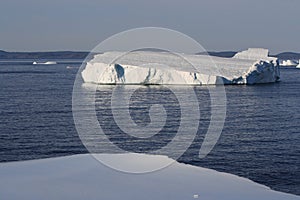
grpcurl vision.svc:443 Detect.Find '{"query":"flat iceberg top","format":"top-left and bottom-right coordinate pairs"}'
top-left (90, 50), bottom-right (271, 76)
top-left (0, 154), bottom-right (298, 200)
top-left (82, 49), bottom-right (279, 85)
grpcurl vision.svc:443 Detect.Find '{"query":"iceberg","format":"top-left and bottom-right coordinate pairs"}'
top-left (296, 60), bottom-right (300, 68)
top-left (280, 59), bottom-right (299, 67)
top-left (0, 154), bottom-right (298, 200)
top-left (81, 48), bottom-right (280, 85)
top-left (33, 61), bottom-right (57, 65)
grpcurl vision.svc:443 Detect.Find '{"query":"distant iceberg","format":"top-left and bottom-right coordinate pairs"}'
top-left (33, 61), bottom-right (57, 65)
top-left (280, 59), bottom-right (298, 67)
top-left (81, 48), bottom-right (280, 85)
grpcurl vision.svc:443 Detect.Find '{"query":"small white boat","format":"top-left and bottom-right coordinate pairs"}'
top-left (33, 61), bottom-right (57, 65)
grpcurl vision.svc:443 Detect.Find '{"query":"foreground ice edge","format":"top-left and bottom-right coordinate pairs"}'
top-left (81, 48), bottom-right (280, 85)
top-left (0, 153), bottom-right (298, 200)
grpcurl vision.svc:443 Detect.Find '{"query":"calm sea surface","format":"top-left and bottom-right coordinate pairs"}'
top-left (0, 60), bottom-right (299, 195)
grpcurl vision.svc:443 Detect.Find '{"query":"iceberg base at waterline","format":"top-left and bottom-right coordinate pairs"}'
top-left (81, 48), bottom-right (280, 85)
top-left (0, 153), bottom-right (298, 200)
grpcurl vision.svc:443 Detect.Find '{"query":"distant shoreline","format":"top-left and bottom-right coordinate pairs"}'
top-left (0, 50), bottom-right (89, 60)
top-left (1, 50), bottom-right (300, 60)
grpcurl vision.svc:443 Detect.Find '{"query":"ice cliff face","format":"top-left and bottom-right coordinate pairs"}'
top-left (82, 62), bottom-right (222, 85)
top-left (81, 48), bottom-right (280, 85)
top-left (230, 60), bottom-right (280, 84)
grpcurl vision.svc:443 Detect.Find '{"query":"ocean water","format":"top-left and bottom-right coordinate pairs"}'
top-left (0, 61), bottom-right (299, 195)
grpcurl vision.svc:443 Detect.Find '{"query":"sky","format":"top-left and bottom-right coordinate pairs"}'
top-left (0, 0), bottom-right (299, 54)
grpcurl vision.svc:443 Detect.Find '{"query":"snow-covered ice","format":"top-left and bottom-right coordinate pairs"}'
top-left (81, 48), bottom-right (280, 85)
top-left (0, 153), bottom-right (298, 200)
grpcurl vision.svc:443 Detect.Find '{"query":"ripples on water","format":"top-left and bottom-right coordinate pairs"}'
top-left (0, 62), bottom-right (299, 195)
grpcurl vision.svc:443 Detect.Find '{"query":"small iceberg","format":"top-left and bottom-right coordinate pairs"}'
top-left (66, 66), bottom-right (78, 69)
top-left (296, 60), bottom-right (300, 68)
top-left (33, 61), bottom-right (57, 65)
top-left (280, 59), bottom-right (299, 67)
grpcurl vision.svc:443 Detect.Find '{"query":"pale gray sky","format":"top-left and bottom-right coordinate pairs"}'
top-left (0, 0), bottom-right (299, 54)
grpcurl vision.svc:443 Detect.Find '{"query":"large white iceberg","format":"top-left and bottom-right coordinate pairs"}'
top-left (0, 153), bottom-right (299, 200)
top-left (81, 48), bottom-right (280, 85)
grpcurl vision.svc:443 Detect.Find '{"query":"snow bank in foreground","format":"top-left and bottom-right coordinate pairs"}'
top-left (0, 154), bottom-right (299, 200)
top-left (81, 48), bottom-right (280, 85)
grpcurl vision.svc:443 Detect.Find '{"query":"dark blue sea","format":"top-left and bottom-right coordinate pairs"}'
top-left (0, 60), bottom-right (299, 195)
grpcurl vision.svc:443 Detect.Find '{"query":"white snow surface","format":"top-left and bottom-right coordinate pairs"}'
top-left (81, 48), bottom-right (280, 85)
top-left (0, 154), bottom-right (298, 200)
